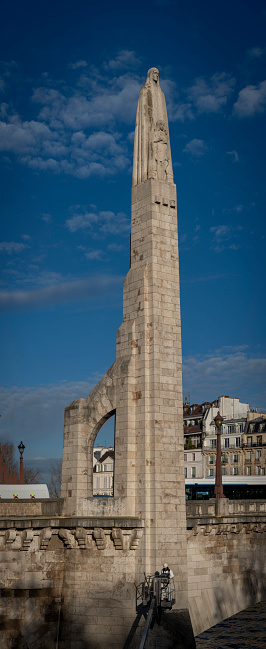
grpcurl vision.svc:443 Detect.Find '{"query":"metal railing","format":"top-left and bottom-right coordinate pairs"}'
top-left (203, 444), bottom-right (241, 451)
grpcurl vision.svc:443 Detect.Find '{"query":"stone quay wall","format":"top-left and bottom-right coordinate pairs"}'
top-left (0, 499), bottom-right (266, 647)
top-left (0, 509), bottom-right (144, 649)
top-left (186, 499), bottom-right (266, 636)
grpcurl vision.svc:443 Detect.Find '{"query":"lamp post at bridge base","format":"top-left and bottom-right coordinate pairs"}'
top-left (214, 412), bottom-right (225, 499)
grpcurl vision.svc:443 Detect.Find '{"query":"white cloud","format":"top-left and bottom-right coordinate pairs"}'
top-left (0, 241), bottom-right (29, 254)
top-left (0, 66), bottom-right (142, 178)
top-left (84, 250), bottom-right (104, 260)
top-left (69, 60), bottom-right (88, 70)
top-left (210, 225), bottom-right (231, 241)
top-left (247, 47), bottom-right (265, 59)
top-left (33, 73), bottom-right (141, 131)
top-left (78, 246), bottom-right (105, 260)
top-left (66, 209), bottom-right (130, 236)
top-left (0, 117), bottom-right (52, 153)
top-left (183, 139), bottom-right (208, 157)
top-left (1, 348), bottom-right (265, 459)
top-left (104, 50), bottom-right (141, 71)
top-left (227, 150), bottom-right (239, 163)
top-left (233, 80), bottom-right (266, 117)
top-left (66, 211), bottom-right (99, 232)
top-left (183, 348), bottom-right (266, 412)
top-left (108, 243), bottom-right (124, 252)
top-left (0, 275), bottom-right (122, 310)
top-left (0, 60), bottom-right (18, 93)
top-left (210, 224), bottom-right (243, 252)
top-left (188, 73), bottom-right (235, 114)
top-left (0, 378), bottom-right (102, 456)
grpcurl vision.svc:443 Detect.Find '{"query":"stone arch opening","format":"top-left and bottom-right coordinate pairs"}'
top-left (91, 410), bottom-right (116, 497)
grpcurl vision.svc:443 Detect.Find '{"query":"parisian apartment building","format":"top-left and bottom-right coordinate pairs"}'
top-left (183, 395), bottom-right (266, 479)
top-left (93, 396), bottom-right (266, 494)
top-left (93, 446), bottom-right (114, 496)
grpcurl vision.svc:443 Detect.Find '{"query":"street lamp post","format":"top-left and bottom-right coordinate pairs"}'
top-left (214, 412), bottom-right (225, 499)
top-left (18, 441), bottom-right (25, 485)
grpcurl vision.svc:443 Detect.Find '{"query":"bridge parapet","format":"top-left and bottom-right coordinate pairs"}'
top-left (186, 498), bottom-right (266, 520)
top-left (186, 498), bottom-right (266, 534)
top-left (186, 499), bottom-right (266, 637)
top-left (0, 512), bottom-right (144, 552)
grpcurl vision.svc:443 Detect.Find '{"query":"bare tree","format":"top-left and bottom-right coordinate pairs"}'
top-left (0, 441), bottom-right (42, 484)
top-left (48, 459), bottom-right (62, 497)
top-left (24, 466), bottom-right (43, 484)
top-left (0, 441), bottom-right (17, 474)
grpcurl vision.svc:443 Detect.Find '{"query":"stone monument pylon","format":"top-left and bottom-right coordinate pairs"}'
top-left (61, 67), bottom-right (188, 607)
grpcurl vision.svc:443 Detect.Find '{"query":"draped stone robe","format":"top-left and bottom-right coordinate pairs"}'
top-left (132, 68), bottom-right (174, 186)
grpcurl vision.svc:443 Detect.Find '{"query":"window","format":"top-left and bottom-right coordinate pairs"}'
top-left (262, 468), bottom-right (266, 476)
top-left (191, 467), bottom-right (196, 478)
top-left (246, 466), bottom-right (251, 476)
top-left (224, 438), bottom-right (230, 448)
top-left (184, 454), bottom-right (187, 461)
top-left (96, 477), bottom-right (100, 488)
top-left (209, 468), bottom-right (214, 477)
top-left (228, 425), bottom-right (235, 434)
top-left (104, 477), bottom-right (107, 488)
top-left (247, 451), bottom-right (252, 461)
top-left (184, 468), bottom-right (187, 478)
top-left (247, 436), bottom-right (252, 447)
top-left (209, 455), bottom-right (215, 464)
top-left (211, 439), bottom-right (217, 449)
top-left (192, 453), bottom-right (195, 461)
top-left (222, 467), bottom-right (227, 475)
top-left (233, 467), bottom-right (239, 475)
top-left (104, 464), bottom-right (108, 472)
top-left (236, 438), bottom-right (241, 447)
top-left (233, 454), bottom-right (239, 463)
top-left (257, 436), bottom-right (262, 446)
top-left (239, 423), bottom-right (244, 433)
top-left (255, 450), bottom-right (261, 461)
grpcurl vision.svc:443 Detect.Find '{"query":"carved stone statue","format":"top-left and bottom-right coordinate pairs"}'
top-left (132, 68), bottom-right (174, 186)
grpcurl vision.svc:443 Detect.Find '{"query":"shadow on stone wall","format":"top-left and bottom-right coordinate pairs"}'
top-left (123, 606), bottom-right (196, 649)
top-left (0, 585), bottom-right (196, 649)
top-left (205, 530), bottom-right (266, 633)
top-left (0, 588), bottom-right (61, 649)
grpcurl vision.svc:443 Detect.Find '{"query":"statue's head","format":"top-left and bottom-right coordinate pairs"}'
top-left (146, 68), bottom-right (159, 85)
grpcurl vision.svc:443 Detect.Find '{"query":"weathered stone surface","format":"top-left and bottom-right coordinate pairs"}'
top-left (132, 68), bottom-right (174, 186)
top-left (2, 67), bottom-right (265, 649)
top-left (60, 67), bottom-right (187, 610)
top-left (57, 65), bottom-right (188, 645)
top-left (0, 506), bottom-right (265, 647)
top-left (187, 521), bottom-right (266, 636)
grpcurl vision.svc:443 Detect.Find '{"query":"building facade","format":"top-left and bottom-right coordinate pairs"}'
top-left (93, 447), bottom-right (114, 496)
top-left (242, 416), bottom-right (266, 476)
top-left (184, 395), bottom-right (266, 479)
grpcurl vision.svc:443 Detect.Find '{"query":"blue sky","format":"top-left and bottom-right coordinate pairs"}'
top-left (0, 0), bottom-right (266, 468)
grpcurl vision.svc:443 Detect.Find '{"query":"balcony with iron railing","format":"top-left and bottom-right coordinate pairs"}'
top-left (203, 444), bottom-right (242, 451)
top-left (242, 442), bottom-right (266, 448)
